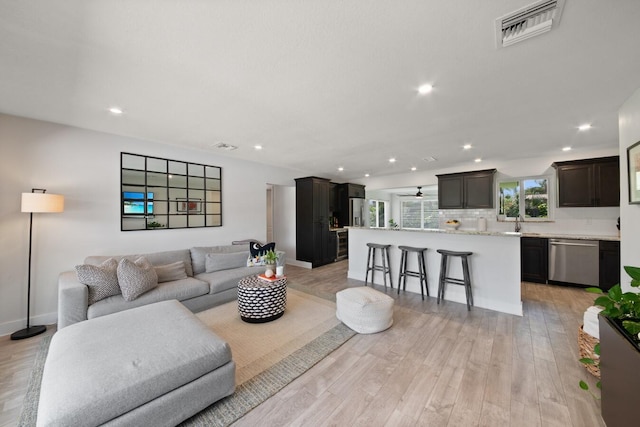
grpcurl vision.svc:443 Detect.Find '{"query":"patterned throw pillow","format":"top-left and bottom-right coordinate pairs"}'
top-left (117, 257), bottom-right (159, 301)
top-left (247, 241), bottom-right (276, 266)
top-left (75, 258), bottom-right (120, 305)
top-left (249, 241), bottom-right (275, 257)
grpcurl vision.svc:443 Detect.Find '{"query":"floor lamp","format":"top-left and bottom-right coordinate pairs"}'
top-left (11, 188), bottom-right (64, 340)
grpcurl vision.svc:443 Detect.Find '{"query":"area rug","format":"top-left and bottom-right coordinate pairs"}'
top-left (17, 288), bottom-right (356, 427)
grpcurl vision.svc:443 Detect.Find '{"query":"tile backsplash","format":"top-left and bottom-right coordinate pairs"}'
top-left (438, 207), bottom-right (619, 237)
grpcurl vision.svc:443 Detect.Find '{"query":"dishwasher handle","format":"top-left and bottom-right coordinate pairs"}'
top-left (549, 241), bottom-right (599, 248)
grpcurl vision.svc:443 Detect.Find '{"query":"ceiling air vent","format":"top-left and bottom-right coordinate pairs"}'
top-left (213, 142), bottom-right (238, 151)
top-left (495, 0), bottom-right (565, 48)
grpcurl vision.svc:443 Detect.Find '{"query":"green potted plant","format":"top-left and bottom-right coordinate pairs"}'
top-left (587, 265), bottom-right (640, 341)
top-left (263, 249), bottom-right (278, 273)
top-left (580, 266), bottom-right (640, 425)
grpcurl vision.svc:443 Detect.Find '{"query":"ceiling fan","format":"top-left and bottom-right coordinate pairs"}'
top-left (396, 186), bottom-right (424, 198)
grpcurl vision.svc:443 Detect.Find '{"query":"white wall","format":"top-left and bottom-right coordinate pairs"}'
top-left (0, 114), bottom-right (300, 335)
top-left (619, 87), bottom-right (640, 292)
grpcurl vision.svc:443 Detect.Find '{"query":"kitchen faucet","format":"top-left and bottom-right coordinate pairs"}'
top-left (514, 215), bottom-right (522, 232)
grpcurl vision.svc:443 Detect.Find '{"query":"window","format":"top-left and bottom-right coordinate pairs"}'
top-left (401, 197), bottom-right (439, 229)
top-left (498, 176), bottom-right (551, 220)
top-left (368, 200), bottom-right (387, 228)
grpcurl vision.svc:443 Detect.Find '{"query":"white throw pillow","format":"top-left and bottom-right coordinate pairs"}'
top-left (75, 258), bottom-right (120, 305)
top-left (117, 257), bottom-right (158, 301)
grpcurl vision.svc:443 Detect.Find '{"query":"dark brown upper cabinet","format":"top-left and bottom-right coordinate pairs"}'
top-left (437, 169), bottom-right (496, 209)
top-left (552, 156), bottom-right (619, 207)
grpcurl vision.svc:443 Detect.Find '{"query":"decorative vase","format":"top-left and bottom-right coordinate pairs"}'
top-left (264, 264), bottom-right (276, 276)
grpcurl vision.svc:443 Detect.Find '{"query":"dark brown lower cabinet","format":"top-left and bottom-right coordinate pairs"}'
top-left (599, 240), bottom-right (620, 291)
top-left (521, 237), bottom-right (548, 283)
top-left (600, 315), bottom-right (640, 427)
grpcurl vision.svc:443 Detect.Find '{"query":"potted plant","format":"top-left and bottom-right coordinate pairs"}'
top-left (587, 266), bottom-right (640, 344)
top-left (580, 266), bottom-right (640, 426)
top-left (263, 249), bottom-right (278, 276)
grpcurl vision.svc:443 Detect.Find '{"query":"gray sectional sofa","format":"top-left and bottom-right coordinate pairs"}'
top-left (58, 244), bottom-right (285, 329)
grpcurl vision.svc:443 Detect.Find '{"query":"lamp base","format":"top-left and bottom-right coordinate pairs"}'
top-left (10, 325), bottom-right (46, 340)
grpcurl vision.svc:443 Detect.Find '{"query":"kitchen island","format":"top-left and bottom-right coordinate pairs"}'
top-left (347, 227), bottom-right (523, 316)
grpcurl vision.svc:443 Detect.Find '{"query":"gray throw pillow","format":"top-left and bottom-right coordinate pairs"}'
top-left (154, 261), bottom-right (188, 283)
top-left (75, 258), bottom-right (120, 305)
top-left (205, 251), bottom-right (250, 273)
top-left (117, 257), bottom-right (158, 301)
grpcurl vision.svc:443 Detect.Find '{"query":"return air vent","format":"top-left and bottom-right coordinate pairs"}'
top-left (496, 0), bottom-right (565, 48)
top-left (213, 142), bottom-right (238, 151)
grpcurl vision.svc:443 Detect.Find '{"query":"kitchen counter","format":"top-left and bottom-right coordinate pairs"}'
top-left (345, 227), bottom-right (620, 241)
top-left (347, 227), bottom-right (523, 316)
top-left (346, 226), bottom-right (520, 238)
top-left (521, 232), bottom-right (620, 241)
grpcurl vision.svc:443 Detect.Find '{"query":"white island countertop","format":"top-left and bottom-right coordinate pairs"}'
top-left (347, 227), bottom-right (523, 316)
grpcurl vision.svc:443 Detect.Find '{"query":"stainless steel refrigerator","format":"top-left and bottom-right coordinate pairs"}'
top-left (349, 198), bottom-right (365, 226)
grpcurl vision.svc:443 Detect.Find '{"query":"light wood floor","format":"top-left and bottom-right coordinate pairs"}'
top-left (0, 260), bottom-right (604, 427)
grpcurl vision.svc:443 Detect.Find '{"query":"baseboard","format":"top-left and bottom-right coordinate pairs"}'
top-left (286, 260), bottom-right (312, 269)
top-left (0, 312), bottom-right (57, 337)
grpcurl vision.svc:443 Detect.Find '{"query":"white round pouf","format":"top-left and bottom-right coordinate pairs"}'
top-left (336, 286), bottom-right (394, 334)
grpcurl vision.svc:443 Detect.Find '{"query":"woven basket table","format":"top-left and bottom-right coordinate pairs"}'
top-left (237, 275), bottom-right (287, 323)
top-left (578, 325), bottom-right (600, 378)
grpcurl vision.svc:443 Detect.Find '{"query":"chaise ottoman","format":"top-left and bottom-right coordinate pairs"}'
top-left (336, 286), bottom-right (394, 334)
top-left (37, 300), bottom-right (235, 427)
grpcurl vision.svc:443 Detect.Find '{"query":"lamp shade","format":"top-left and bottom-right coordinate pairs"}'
top-left (21, 193), bottom-right (64, 213)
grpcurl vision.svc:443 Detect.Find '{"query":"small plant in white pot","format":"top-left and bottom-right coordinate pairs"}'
top-left (263, 250), bottom-right (279, 277)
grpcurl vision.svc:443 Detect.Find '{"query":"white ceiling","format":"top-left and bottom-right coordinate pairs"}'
top-left (2, 1), bottom-right (640, 182)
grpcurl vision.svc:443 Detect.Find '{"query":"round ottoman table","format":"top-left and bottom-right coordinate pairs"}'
top-left (237, 275), bottom-right (287, 323)
top-left (336, 286), bottom-right (394, 334)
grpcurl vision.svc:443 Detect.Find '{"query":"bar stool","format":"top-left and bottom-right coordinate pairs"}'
top-left (397, 246), bottom-right (429, 300)
top-left (436, 249), bottom-right (474, 310)
top-left (365, 243), bottom-right (393, 289)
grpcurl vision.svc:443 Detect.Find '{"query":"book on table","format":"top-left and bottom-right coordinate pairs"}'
top-left (257, 273), bottom-right (285, 282)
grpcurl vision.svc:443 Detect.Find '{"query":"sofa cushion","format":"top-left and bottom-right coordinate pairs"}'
top-left (85, 249), bottom-right (194, 277)
top-left (155, 261), bottom-right (188, 283)
top-left (117, 257), bottom-right (158, 301)
top-left (190, 245), bottom-right (249, 275)
top-left (88, 277), bottom-right (209, 319)
top-left (205, 251), bottom-right (249, 273)
top-left (196, 266), bottom-right (259, 295)
top-left (75, 258), bottom-right (120, 305)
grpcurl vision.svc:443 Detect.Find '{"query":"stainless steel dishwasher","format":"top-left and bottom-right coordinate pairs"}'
top-left (548, 238), bottom-right (599, 286)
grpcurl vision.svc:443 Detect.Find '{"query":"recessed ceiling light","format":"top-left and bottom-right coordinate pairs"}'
top-left (365, 173), bottom-right (370, 177)
top-left (578, 123), bottom-right (592, 131)
top-left (338, 167), bottom-right (344, 172)
top-left (254, 145), bottom-right (263, 150)
top-left (109, 107), bottom-right (123, 115)
top-left (562, 146), bottom-right (572, 152)
top-left (389, 158), bottom-right (396, 163)
top-left (463, 144), bottom-right (472, 150)
top-left (474, 158), bottom-right (482, 163)
top-left (411, 166), bottom-right (417, 171)
top-left (418, 84), bottom-right (433, 95)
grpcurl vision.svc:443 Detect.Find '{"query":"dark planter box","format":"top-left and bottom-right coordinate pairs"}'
top-left (600, 315), bottom-right (640, 427)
